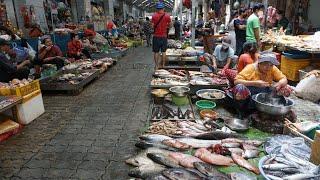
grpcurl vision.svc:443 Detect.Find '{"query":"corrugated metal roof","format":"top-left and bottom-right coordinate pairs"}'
top-left (132, 0), bottom-right (174, 10)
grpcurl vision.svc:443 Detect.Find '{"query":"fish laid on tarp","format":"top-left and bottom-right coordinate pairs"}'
top-left (242, 149), bottom-right (260, 159)
top-left (177, 138), bottom-right (221, 148)
top-left (283, 173), bottom-right (320, 180)
top-left (135, 141), bottom-right (178, 151)
top-left (222, 138), bottom-right (245, 144)
top-left (193, 162), bottom-right (230, 179)
top-left (146, 174), bottom-right (169, 180)
top-left (243, 140), bottom-right (264, 147)
top-left (147, 153), bottom-right (181, 168)
top-left (222, 142), bottom-right (240, 148)
top-left (169, 152), bottom-right (203, 168)
top-left (193, 131), bottom-right (243, 140)
top-left (241, 143), bottom-right (258, 150)
top-left (195, 148), bottom-right (234, 166)
top-left (129, 164), bottom-right (166, 179)
top-left (229, 172), bottom-right (257, 180)
top-left (140, 134), bottom-right (173, 143)
top-left (162, 139), bottom-right (191, 150)
top-left (228, 148), bottom-right (244, 156)
top-left (126, 148), bottom-right (171, 167)
top-left (231, 153), bottom-right (260, 174)
top-left (162, 168), bottom-right (202, 180)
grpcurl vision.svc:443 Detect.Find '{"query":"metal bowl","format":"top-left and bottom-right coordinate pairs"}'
top-left (169, 86), bottom-right (190, 97)
top-left (252, 93), bottom-right (294, 115)
top-left (224, 118), bottom-right (249, 132)
top-left (196, 89), bottom-right (226, 101)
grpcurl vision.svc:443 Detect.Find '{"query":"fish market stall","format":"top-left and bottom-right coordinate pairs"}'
top-left (189, 71), bottom-right (229, 94)
top-left (151, 70), bottom-right (190, 89)
top-left (40, 69), bottom-right (100, 95)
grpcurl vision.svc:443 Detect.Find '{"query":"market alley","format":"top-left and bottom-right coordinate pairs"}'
top-left (0, 47), bottom-right (153, 179)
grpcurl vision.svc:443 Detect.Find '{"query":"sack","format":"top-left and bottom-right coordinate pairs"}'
top-left (295, 75), bottom-right (320, 102)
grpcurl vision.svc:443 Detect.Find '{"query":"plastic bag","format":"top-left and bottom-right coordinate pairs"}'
top-left (12, 43), bottom-right (28, 63)
top-left (295, 75), bottom-right (320, 102)
top-left (26, 43), bottom-right (36, 60)
top-left (264, 135), bottom-right (311, 160)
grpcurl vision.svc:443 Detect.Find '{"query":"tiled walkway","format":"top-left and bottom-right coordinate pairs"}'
top-left (0, 47), bottom-right (153, 179)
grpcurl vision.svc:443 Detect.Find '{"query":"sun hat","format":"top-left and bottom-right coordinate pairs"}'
top-left (156, 2), bottom-right (165, 9)
top-left (258, 53), bottom-right (279, 66)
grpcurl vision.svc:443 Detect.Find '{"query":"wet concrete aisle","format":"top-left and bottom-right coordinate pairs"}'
top-left (0, 47), bottom-right (154, 179)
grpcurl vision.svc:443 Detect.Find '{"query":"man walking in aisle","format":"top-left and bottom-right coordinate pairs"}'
top-left (246, 3), bottom-right (264, 48)
top-left (151, 2), bottom-right (171, 70)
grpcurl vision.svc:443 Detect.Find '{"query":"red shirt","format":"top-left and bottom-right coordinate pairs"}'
top-left (67, 40), bottom-right (83, 56)
top-left (152, 12), bottom-right (171, 38)
top-left (237, 53), bottom-right (259, 72)
top-left (106, 22), bottom-right (114, 31)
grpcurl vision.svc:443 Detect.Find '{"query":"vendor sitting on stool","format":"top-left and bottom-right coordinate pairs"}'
top-left (227, 53), bottom-right (291, 117)
top-left (0, 38), bottom-right (30, 82)
top-left (34, 36), bottom-right (65, 78)
top-left (213, 37), bottom-right (238, 70)
top-left (234, 53), bottom-right (288, 96)
top-left (67, 32), bottom-right (91, 60)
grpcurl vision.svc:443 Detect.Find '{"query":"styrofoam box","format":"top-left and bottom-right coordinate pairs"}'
top-left (16, 93), bottom-right (45, 125)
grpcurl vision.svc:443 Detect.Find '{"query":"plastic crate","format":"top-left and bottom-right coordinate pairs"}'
top-left (283, 50), bottom-right (310, 59)
top-left (280, 55), bottom-right (311, 81)
top-left (0, 80), bottom-right (40, 97)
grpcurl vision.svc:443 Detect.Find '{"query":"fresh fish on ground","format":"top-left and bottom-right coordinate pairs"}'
top-left (228, 148), bottom-right (244, 156)
top-left (274, 156), bottom-right (299, 167)
top-left (264, 170), bottom-right (286, 178)
top-left (135, 141), bottom-right (178, 151)
top-left (169, 152), bottom-right (203, 168)
top-left (128, 164), bottom-right (166, 179)
top-left (262, 163), bottom-right (295, 170)
top-left (146, 174), bottom-right (170, 180)
top-left (222, 138), bottom-right (245, 144)
top-left (243, 140), bottom-right (264, 147)
top-left (195, 148), bottom-right (234, 166)
top-left (283, 173), bottom-right (320, 180)
top-left (147, 153), bottom-right (181, 168)
top-left (184, 121), bottom-right (208, 131)
top-left (222, 143), bottom-right (240, 148)
top-left (162, 139), bottom-right (191, 150)
top-left (177, 138), bottom-right (221, 148)
top-left (229, 172), bottom-right (257, 180)
top-left (140, 134), bottom-right (173, 143)
top-left (126, 148), bottom-right (171, 167)
top-left (193, 161), bottom-right (230, 179)
top-left (193, 132), bottom-right (243, 140)
top-left (242, 149), bottom-right (260, 159)
top-left (231, 153), bottom-right (260, 174)
top-left (266, 174), bottom-right (283, 180)
top-left (241, 143), bottom-right (258, 150)
top-left (162, 168), bottom-right (202, 180)
top-left (152, 107), bottom-right (160, 119)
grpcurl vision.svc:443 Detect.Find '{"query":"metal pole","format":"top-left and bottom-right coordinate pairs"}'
top-left (263, 0), bottom-right (268, 33)
top-left (179, 0), bottom-right (183, 37)
top-left (50, 1), bottom-right (56, 43)
top-left (191, 0), bottom-right (196, 47)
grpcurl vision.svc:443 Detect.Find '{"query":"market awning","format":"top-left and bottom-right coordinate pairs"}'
top-left (132, 0), bottom-right (175, 11)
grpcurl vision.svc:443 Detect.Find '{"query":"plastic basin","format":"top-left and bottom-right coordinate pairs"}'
top-left (196, 100), bottom-right (216, 110)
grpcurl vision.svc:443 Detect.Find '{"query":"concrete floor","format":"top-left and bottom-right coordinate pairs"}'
top-left (0, 47), bottom-right (154, 179)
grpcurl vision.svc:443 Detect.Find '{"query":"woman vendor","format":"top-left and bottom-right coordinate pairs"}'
top-left (67, 33), bottom-right (91, 60)
top-left (0, 38), bottom-right (30, 82)
top-left (82, 28), bottom-right (98, 54)
top-left (34, 36), bottom-right (65, 78)
top-left (202, 11), bottom-right (216, 54)
top-left (234, 53), bottom-right (288, 96)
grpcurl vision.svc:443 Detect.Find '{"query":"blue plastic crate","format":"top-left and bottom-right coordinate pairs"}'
top-left (283, 50), bottom-right (310, 59)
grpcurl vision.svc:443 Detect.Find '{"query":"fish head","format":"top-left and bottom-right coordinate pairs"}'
top-left (162, 168), bottom-right (187, 179)
top-left (147, 153), bottom-right (164, 162)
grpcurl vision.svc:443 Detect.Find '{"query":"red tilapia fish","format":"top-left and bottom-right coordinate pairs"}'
top-left (162, 139), bottom-right (191, 150)
top-left (169, 152), bottom-right (203, 168)
top-left (195, 148), bottom-right (234, 166)
top-left (231, 153), bottom-right (260, 174)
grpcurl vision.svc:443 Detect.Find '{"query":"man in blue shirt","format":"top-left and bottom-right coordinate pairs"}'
top-left (0, 38), bottom-right (30, 82)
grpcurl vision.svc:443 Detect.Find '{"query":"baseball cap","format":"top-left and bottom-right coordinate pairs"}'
top-left (222, 37), bottom-right (232, 48)
top-left (0, 38), bottom-right (10, 46)
top-left (156, 2), bottom-right (164, 9)
top-left (258, 53), bottom-right (279, 66)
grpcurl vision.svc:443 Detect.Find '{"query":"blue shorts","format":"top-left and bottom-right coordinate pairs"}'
top-left (152, 37), bottom-right (168, 53)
